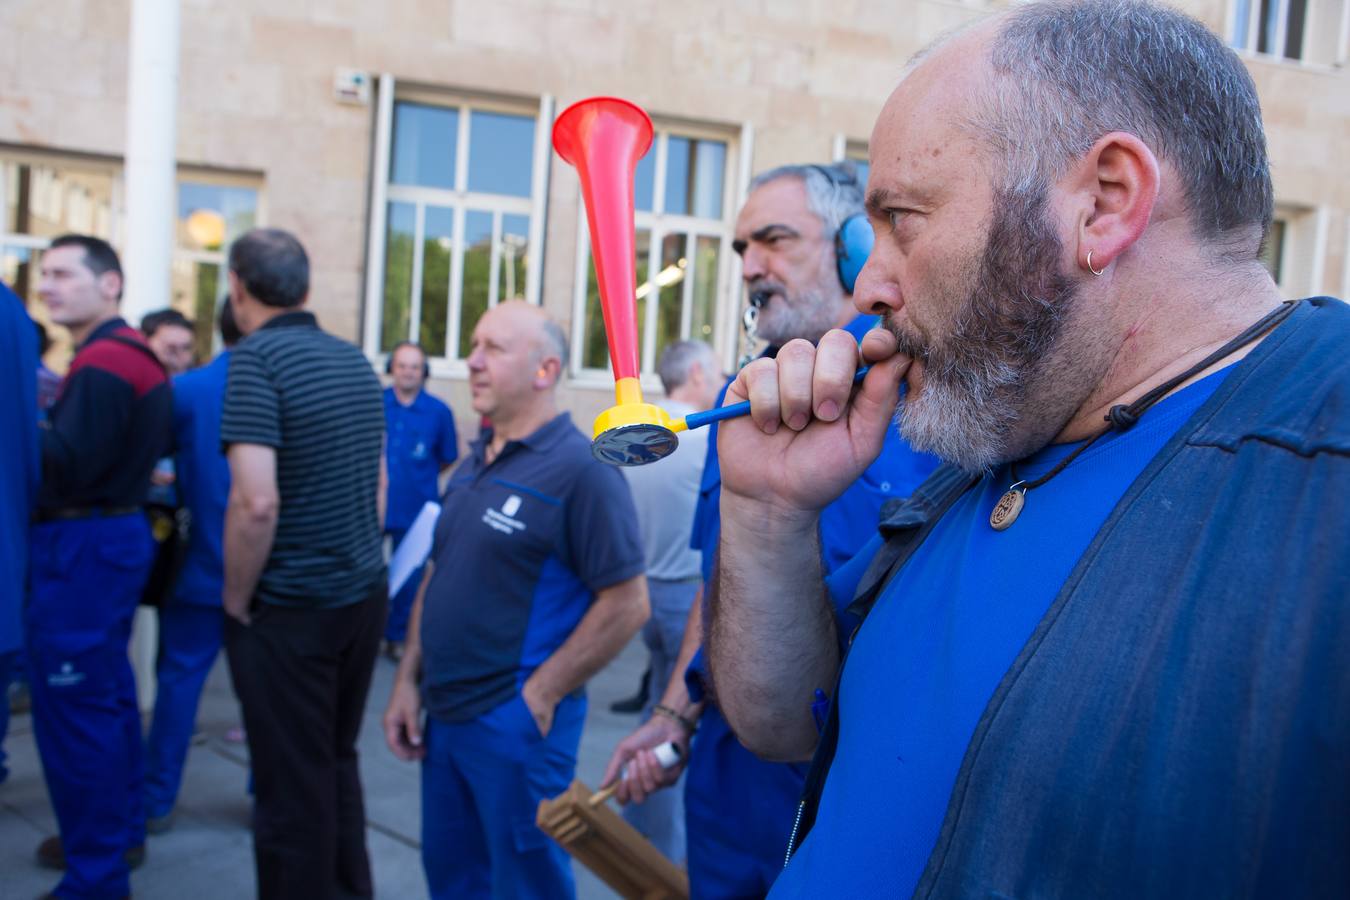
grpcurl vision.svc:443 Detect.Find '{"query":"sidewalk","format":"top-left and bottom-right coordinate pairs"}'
top-left (0, 637), bottom-right (651, 899)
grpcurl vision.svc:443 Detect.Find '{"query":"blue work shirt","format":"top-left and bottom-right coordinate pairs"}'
top-left (384, 387), bottom-right (458, 532)
top-left (419, 412), bottom-right (645, 724)
top-left (687, 315), bottom-right (941, 694)
top-left (772, 367), bottom-right (1232, 899)
top-left (0, 285), bottom-right (39, 654)
top-left (170, 352), bottom-right (232, 606)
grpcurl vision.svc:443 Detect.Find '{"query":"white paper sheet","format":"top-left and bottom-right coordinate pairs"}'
top-left (388, 501), bottom-right (441, 596)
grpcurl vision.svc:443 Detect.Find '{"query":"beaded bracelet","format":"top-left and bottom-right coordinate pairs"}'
top-left (651, 703), bottom-right (698, 734)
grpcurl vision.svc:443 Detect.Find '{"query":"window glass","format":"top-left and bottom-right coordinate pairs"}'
top-left (664, 137), bottom-right (692, 216)
top-left (1259, 218), bottom-right (1286, 284)
top-left (691, 236), bottom-right (720, 341)
top-left (4, 161), bottom-right (116, 238)
top-left (421, 207), bottom-right (454, 357)
top-left (391, 102), bottom-right (458, 190)
top-left (382, 202), bottom-right (416, 352)
top-left (177, 182), bottom-right (257, 250)
top-left (654, 233), bottom-right (686, 352)
top-left (467, 111), bottom-right (535, 197)
top-left (691, 140), bottom-right (726, 219)
top-left (499, 214), bottom-right (530, 303)
top-left (634, 147), bottom-right (655, 213)
top-left (458, 210), bottom-right (494, 358)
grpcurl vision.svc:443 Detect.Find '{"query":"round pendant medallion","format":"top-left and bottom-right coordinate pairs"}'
top-left (989, 488), bottom-right (1025, 531)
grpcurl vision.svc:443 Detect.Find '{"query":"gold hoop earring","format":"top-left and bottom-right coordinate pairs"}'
top-left (1086, 250), bottom-right (1105, 277)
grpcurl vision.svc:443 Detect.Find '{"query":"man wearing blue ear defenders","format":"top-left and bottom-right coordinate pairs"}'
top-left (602, 163), bottom-right (940, 898)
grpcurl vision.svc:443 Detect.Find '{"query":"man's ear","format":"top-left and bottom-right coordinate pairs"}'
top-left (534, 356), bottom-right (562, 389)
top-left (100, 270), bottom-right (124, 303)
top-left (1068, 131), bottom-right (1160, 275)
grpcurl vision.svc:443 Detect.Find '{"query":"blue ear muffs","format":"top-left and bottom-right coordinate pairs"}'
top-left (834, 213), bottom-right (874, 295)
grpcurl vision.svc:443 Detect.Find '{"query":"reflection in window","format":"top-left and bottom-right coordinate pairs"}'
top-left (459, 211), bottom-right (493, 359)
top-left (382, 202), bottom-right (415, 353)
top-left (421, 207), bottom-right (454, 356)
top-left (467, 111), bottom-right (535, 198)
top-left (391, 103), bottom-right (458, 189)
top-left (380, 97), bottom-right (539, 360)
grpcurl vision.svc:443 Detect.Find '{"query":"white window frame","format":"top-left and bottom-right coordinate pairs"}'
top-left (1264, 203), bottom-right (1330, 297)
top-left (1227, 0), bottom-right (1350, 66)
top-left (568, 120), bottom-right (743, 388)
top-left (362, 77), bottom-right (552, 377)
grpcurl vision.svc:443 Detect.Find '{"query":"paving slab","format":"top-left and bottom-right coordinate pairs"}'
top-left (0, 635), bottom-right (654, 899)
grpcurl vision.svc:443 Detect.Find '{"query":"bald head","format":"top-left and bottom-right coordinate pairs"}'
top-left (466, 301), bottom-right (569, 424)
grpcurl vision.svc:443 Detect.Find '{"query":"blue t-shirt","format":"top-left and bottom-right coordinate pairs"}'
top-left (771, 367), bottom-right (1232, 899)
top-left (686, 315), bottom-right (941, 695)
top-left (170, 351), bottom-right (232, 606)
top-left (419, 412), bottom-right (645, 723)
top-left (384, 387), bottom-right (458, 532)
top-left (0, 286), bottom-right (39, 654)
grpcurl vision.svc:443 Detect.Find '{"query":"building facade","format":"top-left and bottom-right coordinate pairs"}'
top-left (4, 0), bottom-right (1348, 436)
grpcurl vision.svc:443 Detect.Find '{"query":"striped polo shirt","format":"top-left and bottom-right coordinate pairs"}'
top-left (220, 310), bottom-right (386, 608)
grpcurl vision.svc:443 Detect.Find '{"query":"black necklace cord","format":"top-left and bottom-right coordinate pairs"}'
top-left (1012, 300), bottom-right (1297, 491)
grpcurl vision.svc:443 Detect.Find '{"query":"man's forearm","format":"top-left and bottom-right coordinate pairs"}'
top-left (707, 495), bottom-right (837, 761)
top-left (529, 576), bottom-right (649, 705)
top-left (222, 497), bottom-right (277, 612)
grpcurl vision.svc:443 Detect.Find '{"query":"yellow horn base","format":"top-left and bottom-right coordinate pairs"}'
top-left (593, 377), bottom-right (678, 439)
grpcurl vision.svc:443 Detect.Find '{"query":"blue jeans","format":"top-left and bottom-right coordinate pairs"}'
top-left (421, 691), bottom-right (586, 899)
top-left (28, 514), bottom-right (153, 900)
top-left (622, 578), bottom-right (699, 864)
top-left (143, 602), bottom-right (223, 819)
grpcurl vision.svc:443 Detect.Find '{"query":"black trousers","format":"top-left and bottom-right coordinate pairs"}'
top-left (225, 583), bottom-right (386, 900)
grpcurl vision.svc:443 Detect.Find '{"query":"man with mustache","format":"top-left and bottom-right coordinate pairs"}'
top-left (708, 1), bottom-right (1350, 897)
top-left (603, 163), bottom-right (937, 897)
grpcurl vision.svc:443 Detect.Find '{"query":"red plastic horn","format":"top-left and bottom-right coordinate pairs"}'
top-left (553, 97), bottom-right (652, 384)
top-left (555, 97), bottom-right (681, 466)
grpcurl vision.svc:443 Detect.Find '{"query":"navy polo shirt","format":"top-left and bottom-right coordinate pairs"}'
top-left (419, 412), bottom-right (645, 723)
top-left (383, 387), bottom-right (458, 532)
top-left (170, 351), bottom-right (232, 606)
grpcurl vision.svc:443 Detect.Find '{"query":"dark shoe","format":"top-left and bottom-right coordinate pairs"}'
top-left (36, 835), bottom-right (145, 871)
top-left (609, 666), bottom-right (652, 714)
top-left (146, 811), bottom-right (174, 835)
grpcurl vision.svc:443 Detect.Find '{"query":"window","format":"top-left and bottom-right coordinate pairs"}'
top-left (366, 89), bottom-right (549, 365)
top-left (173, 176), bottom-right (260, 357)
top-left (1260, 205), bottom-right (1328, 297)
top-left (839, 139), bottom-right (870, 188)
top-left (1, 153), bottom-right (120, 368)
top-left (1229, 0), bottom-right (1349, 65)
top-left (571, 125), bottom-right (736, 378)
top-left (1, 151), bottom-right (262, 365)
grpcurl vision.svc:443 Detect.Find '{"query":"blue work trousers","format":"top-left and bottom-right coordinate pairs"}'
top-left (421, 691), bottom-right (586, 900)
top-left (622, 577), bottom-right (699, 864)
top-left (684, 703), bottom-right (808, 900)
top-left (0, 648), bottom-right (16, 785)
top-left (27, 514), bottom-right (153, 900)
top-left (384, 527), bottom-right (424, 643)
top-left (143, 601), bottom-right (223, 819)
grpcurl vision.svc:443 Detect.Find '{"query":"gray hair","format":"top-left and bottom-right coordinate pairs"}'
top-left (656, 339), bottom-right (717, 394)
top-left (537, 316), bottom-right (570, 372)
top-left (748, 162), bottom-right (865, 236)
top-left (973, 0), bottom-right (1273, 252)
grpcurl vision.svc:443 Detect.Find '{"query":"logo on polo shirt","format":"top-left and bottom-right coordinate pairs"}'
top-left (483, 494), bottom-right (527, 535)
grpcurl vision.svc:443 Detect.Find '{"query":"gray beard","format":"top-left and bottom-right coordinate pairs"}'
top-left (888, 180), bottom-right (1106, 474)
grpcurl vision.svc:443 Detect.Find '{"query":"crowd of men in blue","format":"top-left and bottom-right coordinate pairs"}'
top-left (3, 2), bottom-right (1349, 899)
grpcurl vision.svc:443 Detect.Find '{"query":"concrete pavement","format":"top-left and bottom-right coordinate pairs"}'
top-left (0, 636), bottom-right (654, 899)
